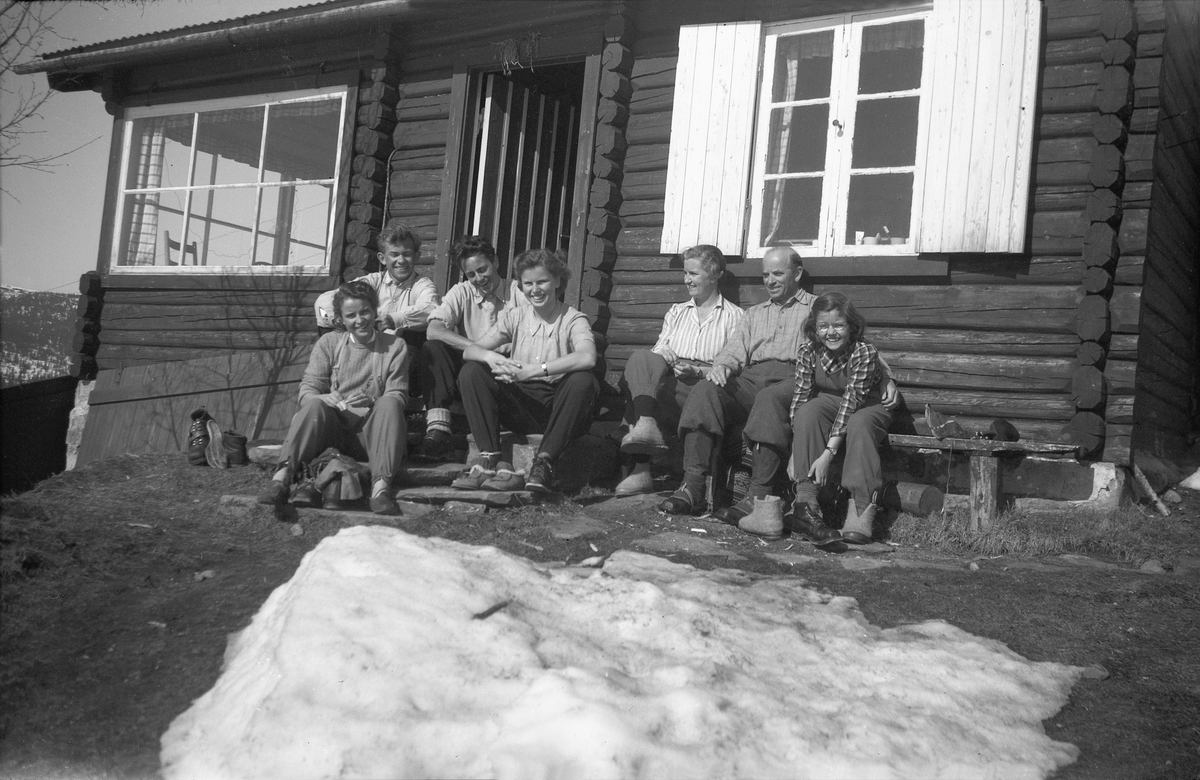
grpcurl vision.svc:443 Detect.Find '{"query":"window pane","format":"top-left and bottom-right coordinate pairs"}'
top-left (844, 172), bottom-right (913, 245)
top-left (255, 188), bottom-right (280, 265)
top-left (851, 97), bottom-right (919, 169)
top-left (116, 191), bottom-right (185, 266)
top-left (773, 31), bottom-right (835, 102)
top-left (858, 20), bottom-right (924, 94)
top-left (125, 115), bottom-right (194, 190)
top-left (761, 177), bottom-right (823, 246)
top-left (285, 184), bottom-right (333, 265)
top-left (194, 106), bottom-right (265, 185)
top-left (188, 187), bottom-right (257, 266)
top-left (766, 104), bottom-right (829, 174)
top-left (263, 99), bottom-right (341, 181)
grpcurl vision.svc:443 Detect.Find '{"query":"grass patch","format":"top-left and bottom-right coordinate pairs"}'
top-left (887, 502), bottom-right (1196, 567)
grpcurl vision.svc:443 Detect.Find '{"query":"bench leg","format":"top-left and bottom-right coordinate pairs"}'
top-left (969, 454), bottom-right (1000, 533)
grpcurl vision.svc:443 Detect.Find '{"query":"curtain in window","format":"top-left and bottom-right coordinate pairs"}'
top-left (862, 21), bottom-right (924, 53)
top-left (124, 119), bottom-right (167, 266)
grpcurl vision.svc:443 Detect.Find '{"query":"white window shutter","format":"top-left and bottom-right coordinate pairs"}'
top-left (660, 21), bottom-right (763, 256)
top-left (916, 0), bottom-right (1042, 253)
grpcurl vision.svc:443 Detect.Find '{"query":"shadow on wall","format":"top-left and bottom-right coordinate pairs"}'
top-left (1, 376), bottom-right (79, 494)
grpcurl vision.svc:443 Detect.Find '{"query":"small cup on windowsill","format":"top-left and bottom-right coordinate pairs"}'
top-left (862, 236), bottom-right (881, 246)
top-left (887, 237), bottom-right (907, 245)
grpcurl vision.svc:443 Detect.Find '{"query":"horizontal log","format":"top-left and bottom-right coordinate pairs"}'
top-left (1034, 183), bottom-right (1093, 212)
top-left (900, 389), bottom-right (1075, 421)
top-left (1105, 394), bottom-right (1135, 425)
top-left (1033, 161), bottom-right (1092, 187)
top-left (623, 142), bottom-right (669, 173)
top-left (1085, 188), bottom-right (1122, 224)
top-left (1063, 411), bottom-right (1105, 456)
top-left (352, 154), bottom-right (387, 182)
top-left (1101, 425), bottom-right (1131, 465)
top-left (97, 329), bottom-right (318, 350)
top-left (1077, 340), bottom-right (1106, 368)
top-left (1118, 207), bottom-right (1149, 253)
top-left (389, 170), bottom-right (447, 198)
top-left (1037, 135), bottom-right (1099, 164)
top-left (1108, 334), bottom-right (1138, 361)
top-left (1100, 39), bottom-right (1136, 68)
top-left (1039, 85), bottom-right (1097, 115)
top-left (596, 98), bottom-right (630, 128)
top-left (1043, 62), bottom-right (1106, 90)
top-left (1122, 180), bottom-right (1153, 209)
top-left (345, 220), bottom-right (379, 248)
top-left (397, 78), bottom-right (453, 100)
top-left (74, 317), bottom-right (100, 335)
top-left (1088, 143), bottom-right (1125, 189)
top-left (1044, 36), bottom-right (1104, 65)
top-left (1045, 2), bottom-right (1102, 41)
top-left (348, 202), bottom-right (383, 226)
top-left (1092, 113), bottom-right (1128, 146)
top-left (618, 199), bottom-right (664, 227)
top-left (950, 255), bottom-right (1089, 286)
top-left (1039, 111), bottom-right (1099, 139)
top-left (393, 118), bottom-right (449, 150)
top-left (79, 271), bottom-right (102, 297)
top-left (887, 352), bottom-right (1074, 393)
top-left (356, 102), bottom-right (396, 134)
top-left (1125, 134), bottom-right (1155, 182)
top-left (1082, 222), bottom-right (1119, 268)
top-left (99, 289), bottom-right (324, 307)
top-left (358, 82), bottom-right (399, 107)
top-left (625, 110), bottom-right (672, 145)
top-left (630, 56), bottom-right (676, 89)
top-left (1095, 66), bottom-right (1134, 117)
top-left (72, 330), bottom-right (99, 355)
top-left (388, 194), bottom-right (442, 215)
top-left (70, 353), bottom-right (98, 380)
top-left (1129, 106), bottom-right (1159, 134)
top-left (1103, 358), bottom-right (1137, 395)
top-left (628, 84), bottom-right (674, 114)
top-left (395, 94), bottom-right (451, 122)
top-left (78, 294), bottom-right (102, 318)
top-left (351, 175), bottom-right (385, 208)
top-left (102, 302), bottom-right (315, 322)
top-left (388, 147), bottom-right (446, 171)
top-left (1099, 0), bottom-right (1137, 43)
top-left (602, 42), bottom-right (634, 74)
top-left (1082, 266), bottom-right (1114, 295)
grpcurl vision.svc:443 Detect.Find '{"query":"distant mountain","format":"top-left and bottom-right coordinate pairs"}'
top-left (1, 287), bottom-right (77, 388)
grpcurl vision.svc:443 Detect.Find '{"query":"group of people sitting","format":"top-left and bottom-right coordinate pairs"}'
top-left (257, 222), bottom-right (900, 548)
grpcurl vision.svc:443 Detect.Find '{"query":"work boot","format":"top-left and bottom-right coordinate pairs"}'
top-left (417, 428), bottom-right (453, 461)
top-left (188, 409), bottom-right (213, 466)
top-left (481, 462), bottom-right (526, 491)
top-left (842, 494), bottom-right (878, 545)
top-left (738, 496), bottom-right (784, 541)
top-left (291, 480), bottom-right (322, 508)
top-left (659, 478), bottom-right (704, 515)
top-left (621, 416), bottom-right (668, 456)
top-left (526, 456), bottom-right (555, 493)
top-left (452, 453), bottom-right (499, 490)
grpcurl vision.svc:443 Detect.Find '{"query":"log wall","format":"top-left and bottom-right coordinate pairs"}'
top-left (1130, 0), bottom-right (1200, 459)
top-left (599, 0), bottom-right (1178, 458)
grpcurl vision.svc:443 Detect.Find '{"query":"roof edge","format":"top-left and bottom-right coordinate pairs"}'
top-left (13, 0), bottom-right (412, 78)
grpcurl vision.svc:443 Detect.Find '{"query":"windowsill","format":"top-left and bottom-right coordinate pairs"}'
top-left (730, 255), bottom-right (949, 278)
top-left (109, 265), bottom-right (329, 275)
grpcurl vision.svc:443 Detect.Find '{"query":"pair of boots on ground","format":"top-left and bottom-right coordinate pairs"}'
top-left (188, 409), bottom-right (248, 469)
top-left (618, 415), bottom-right (877, 546)
top-left (728, 481), bottom-right (878, 547)
top-left (452, 450), bottom-right (555, 494)
top-left (256, 459), bottom-right (401, 516)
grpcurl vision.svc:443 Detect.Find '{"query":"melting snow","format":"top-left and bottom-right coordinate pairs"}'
top-left (162, 526), bottom-right (1081, 779)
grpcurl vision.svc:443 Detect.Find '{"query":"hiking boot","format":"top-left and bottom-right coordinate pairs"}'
top-left (452, 454), bottom-right (499, 490)
top-left (621, 416), bottom-right (668, 456)
top-left (615, 462), bottom-right (655, 495)
top-left (659, 479), bottom-right (704, 515)
top-left (188, 409), bottom-right (213, 466)
top-left (256, 480), bottom-right (288, 506)
top-left (713, 494), bottom-right (759, 526)
top-left (526, 457), bottom-right (555, 493)
top-left (369, 492), bottom-right (402, 516)
top-left (841, 495), bottom-right (878, 545)
top-left (291, 481), bottom-right (322, 508)
top-left (785, 503), bottom-right (843, 549)
top-left (417, 428), bottom-right (453, 461)
top-left (481, 463), bottom-right (526, 491)
top-left (223, 431), bottom-right (249, 466)
top-left (738, 496), bottom-right (784, 541)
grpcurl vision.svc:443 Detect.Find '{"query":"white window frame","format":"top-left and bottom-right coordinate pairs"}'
top-left (109, 86), bottom-right (349, 275)
top-left (747, 7), bottom-right (933, 259)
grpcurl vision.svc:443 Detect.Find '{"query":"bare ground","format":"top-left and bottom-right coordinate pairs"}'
top-left (1, 453), bottom-right (1198, 779)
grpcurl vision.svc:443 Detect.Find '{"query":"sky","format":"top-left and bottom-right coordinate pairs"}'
top-left (0, 0), bottom-right (305, 293)
top-left (161, 525), bottom-right (1084, 779)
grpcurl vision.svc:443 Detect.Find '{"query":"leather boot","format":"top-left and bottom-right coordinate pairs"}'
top-left (841, 496), bottom-right (878, 545)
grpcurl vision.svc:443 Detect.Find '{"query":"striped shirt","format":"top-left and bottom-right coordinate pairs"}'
top-left (791, 338), bottom-right (882, 439)
top-left (314, 271), bottom-right (440, 331)
top-left (651, 296), bottom-right (745, 365)
top-left (712, 290), bottom-right (816, 374)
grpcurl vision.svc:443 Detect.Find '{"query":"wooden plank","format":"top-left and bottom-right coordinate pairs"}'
top-left (968, 0), bottom-right (1004, 249)
top-left (887, 434), bottom-right (1079, 455)
top-left (886, 352), bottom-right (1075, 393)
top-left (434, 71), bottom-right (469, 293)
top-left (664, 23), bottom-right (711, 254)
top-left (713, 21), bottom-right (760, 253)
top-left (392, 486), bottom-right (534, 508)
top-left (565, 51), bottom-right (602, 309)
top-left (970, 454), bottom-right (1000, 533)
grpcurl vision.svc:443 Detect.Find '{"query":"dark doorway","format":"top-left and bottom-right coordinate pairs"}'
top-left (455, 61), bottom-right (585, 280)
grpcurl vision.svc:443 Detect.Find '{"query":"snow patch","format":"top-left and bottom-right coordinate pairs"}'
top-left (162, 526), bottom-right (1081, 780)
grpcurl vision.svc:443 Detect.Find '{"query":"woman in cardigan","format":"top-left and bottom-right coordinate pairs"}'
top-left (257, 280), bottom-right (411, 515)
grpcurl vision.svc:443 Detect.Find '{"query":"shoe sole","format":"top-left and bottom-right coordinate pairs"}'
top-left (620, 440), bottom-right (669, 456)
top-left (205, 422), bottom-right (229, 469)
top-left (742, 529), bottom-right (784, 541)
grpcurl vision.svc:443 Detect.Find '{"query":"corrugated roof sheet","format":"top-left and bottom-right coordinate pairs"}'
top-left (36, 0), bottom-right (353, 60)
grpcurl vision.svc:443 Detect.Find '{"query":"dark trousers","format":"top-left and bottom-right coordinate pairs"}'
top-left (619, 349), bottom-right (701, 429)
top-left (421, 340), bottom-right (462, 411)
top-left (458, 361), bottom-right (598, 461)
top-left (676, 360), bottom-right (795, 479)
top-left (792, 394), bottom-right (892, 507)
top-left (400, 330), bottom-right (427, 401)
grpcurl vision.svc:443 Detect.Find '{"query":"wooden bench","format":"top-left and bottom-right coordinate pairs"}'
top-left (887, 435), bottom-right (1081, 533)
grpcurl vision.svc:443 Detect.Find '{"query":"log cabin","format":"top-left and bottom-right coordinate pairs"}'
top-left (17, 0), bottom-right (1198, 495)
